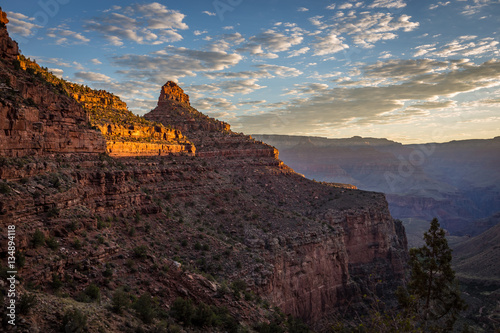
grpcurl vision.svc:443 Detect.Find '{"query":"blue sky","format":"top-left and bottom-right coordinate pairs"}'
top-left (2, 0), bottom-right (500, 143)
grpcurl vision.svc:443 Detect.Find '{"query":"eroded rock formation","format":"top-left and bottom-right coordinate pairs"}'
top-left (145, 82), bottom-right (277, 159)
top-left (0, 15), bottom-right (407, 331)
top-left (0, 9), bottom-right (106, 157)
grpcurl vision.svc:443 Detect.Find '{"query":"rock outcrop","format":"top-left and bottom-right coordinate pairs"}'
top-left (0, 9), bottom-right (106, 157)
top-left (145, 82), bottom-right (277, 159)
top-left (158, 80), bottom-right (190, 106)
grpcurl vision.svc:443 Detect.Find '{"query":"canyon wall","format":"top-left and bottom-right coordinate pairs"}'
top-left (0, 12), bottom-right (407, 330)
top-left (0, 16), bottom-right (106, 157)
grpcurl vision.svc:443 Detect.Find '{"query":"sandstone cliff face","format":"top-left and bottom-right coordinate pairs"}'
top-left (0, 10), bottom-right (106, 157)
top-left (159, 80), bottom-right (190, 105)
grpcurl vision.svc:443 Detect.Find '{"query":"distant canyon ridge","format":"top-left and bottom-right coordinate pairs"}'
top-left (253, 135), bottom-right (500, 238)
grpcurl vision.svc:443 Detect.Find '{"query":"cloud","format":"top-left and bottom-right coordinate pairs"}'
top-left (288, 47), bottom-right (310, 57)
top-left (48, 68), bottom-right (64, 79)
top-left (5, 11), bottom-right (42, 37)
top-left (461, 0), bottom-right (494, 15)
top-left (112, 46), bottom-right (243, 83)
top-left (194, 97), bottom-right (238, 111)
top-left (429, 1), bottom-right (451, 10)
top-left (202, 11), bottom-right (216, 16)
top-left (408, 100), bottom-right (456, 109)
top-left (341, 13), bottom-right (419, 48)
top-left (194, 30), bottom-right (208, 36)
top-left (237, 59), bottom-right (500, 135)
top-left (249, 29), bottom-right (303, 52)
top-left (85, 2), bottom-right (188, 45)
top-left (312, 12), bottom-right (419, 50)
top-left (217, 79), bottom-right (266, 96)
top-left (311, 33), bottom-right (349, 55)
top-left (338, 3), bottom-right (354, 10)
top-left (254, 64), bottom-right (303, 77)
top-left (91, 58), bottom-right (102, 65)
top-left (297, 7), bottom-right (309, 12)
top-left (206, 32), bottom-right (245, 52)
top-left (368, 0), bottom-right (406, 9)
top-left (237, 29), bottom-right (304, 58)
top-left (204, 64), bottom-right (302, 80)
top-left (74, 71), bottom-right (113, 83)
top-left (46, 26), bottom-right (90, 45)
top-left (30, 56), bottom-right (85, 70)
top-left (379, 51), bottom-right (393, 59)
top-left (362, 59), bottom-right (453, 78)
top-left (326, 4), bottom-right (336, 10)
top-left (283, 83), bottom-right (330, 96)
top-left (415, 37), bottom-right (500, 58)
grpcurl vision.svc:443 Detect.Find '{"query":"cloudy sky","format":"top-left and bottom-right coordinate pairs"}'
top-left (3, 0), bottom-right (500, 143)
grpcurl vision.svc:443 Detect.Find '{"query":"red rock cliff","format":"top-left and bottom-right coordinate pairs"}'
top-left (0, 9), bottom-right (106, 157)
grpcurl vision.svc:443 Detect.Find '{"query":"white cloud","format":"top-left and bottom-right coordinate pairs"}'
top-left (429, 1), bottom-right (451, 10)
top-left (461, 0), bottom-right (493, 15)
top-left (217, 79), bottom-right (266, 96)
top-left (326, 4), bottom-right (336, 10)
top-left (202, 11), bottom-right (216, 16)
top-left (46, 26), bottom-right (90, 45)
top-left (194, 97), bottom-right (238, 111)
top-left (332, 12), bottom-right (419, 48)
top-left (247, 29), bottom-right (304, 53)
top-left (85, 2), bottom-right (188, 45)
top-left (368, 0), bottom-right (406, 9)
top-left (237, 59), bottom-right (500, 135)
top-left (283, 82), bottom-right (330, 96)
top-left (112, 46), bottom-right (243, 83)
top-left (288, 47), bottom-right (310, 57)
top-left (91, 58), bottom-right (102, 65)
top-left (5, 11), bottom-right (42, 37)
top-left (74, 71), bottom-right (112, 83)
top-left (194, 30), bottom-right (208, 36)
top-left (338, 3), bottom-right (354, 9)
top-left (312, 33), bottom-right (349, 55)
top-left (48, 68), bottom-right (64, 79)
top-left (254, 64), bottom-right (303, 77)
top-left (298, 7), bottom-right (309, 12)
top-left (415, 37), bottom-right (500, 58)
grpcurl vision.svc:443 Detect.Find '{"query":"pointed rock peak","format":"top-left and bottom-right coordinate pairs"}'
top-left (0, 8), bottom-right (9, 26)
top-left (158, 81), bottom-right (190, 106)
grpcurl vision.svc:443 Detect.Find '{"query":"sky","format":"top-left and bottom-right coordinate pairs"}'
top-left (2, 0), bottom-right (500, 143)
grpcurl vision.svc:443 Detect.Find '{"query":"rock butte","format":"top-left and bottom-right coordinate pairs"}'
top-left (0, 8), bottom-right (407, 331)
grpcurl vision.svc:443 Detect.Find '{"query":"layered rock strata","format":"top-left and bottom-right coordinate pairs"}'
top-left (0, 9), bottom-right (106, 157)
top-left (0, 13), bottom-right (407, 330)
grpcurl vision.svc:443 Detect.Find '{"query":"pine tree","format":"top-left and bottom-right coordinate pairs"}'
top-left (399, 218), bottom-right (467, 332)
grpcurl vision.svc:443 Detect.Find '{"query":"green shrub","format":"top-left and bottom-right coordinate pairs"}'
top-left (133, 245), bottom-right (148, 259)
top-left (47, 207), bottom-right (59, 218)
top-left (171, 297), bottom-right (194, 325)
top-left (73, 238), bottom-right (82, 250)
top-left (133, 292), bottom-right (156, 324)
top-left (77, 283), bottom-right (100, 303)
top-left (46, 236), bottom-right (59, 250)
top-left (15, 251), bottom-right (25, 268)
top-left (18, 293), bottom-right (37, 315)
top-left (51, 273), bottom-right (63, 290)
top-left (0, 181), bottom-right (11, 194)
top-left (62, 308), bottom-right (87, 333)
top-left (32, 230), bottom-right (45, 248)
top-left (111, 289), bottom-right (130, 314)
top-left (192, 302), bottom-right (216, 327)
